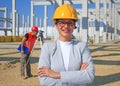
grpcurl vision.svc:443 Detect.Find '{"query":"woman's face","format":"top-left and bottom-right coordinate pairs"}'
top-left (55, 19), bottom-right (75, 41)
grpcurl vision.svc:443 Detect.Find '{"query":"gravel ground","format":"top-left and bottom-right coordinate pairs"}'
top-left (0, 40), bottom-right (120, 86)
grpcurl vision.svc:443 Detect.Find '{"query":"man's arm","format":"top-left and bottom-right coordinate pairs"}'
top-left (21, 33), bottom-right (28, 54)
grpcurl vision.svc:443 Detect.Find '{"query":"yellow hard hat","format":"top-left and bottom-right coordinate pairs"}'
top-left (52, 4), bottom-right (78, 22)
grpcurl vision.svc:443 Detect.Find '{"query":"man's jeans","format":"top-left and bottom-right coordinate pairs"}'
top-left (20, 53), bottom-right (31, 77)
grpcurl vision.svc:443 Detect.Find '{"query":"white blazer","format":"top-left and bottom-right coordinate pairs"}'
top-left (38, 40), bottom-right (95, 86)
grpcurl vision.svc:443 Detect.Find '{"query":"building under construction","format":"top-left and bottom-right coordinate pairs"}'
top-left (0, 0), bottom-right (120, 43)
top-left (0, 1), bottom-right (120, 86)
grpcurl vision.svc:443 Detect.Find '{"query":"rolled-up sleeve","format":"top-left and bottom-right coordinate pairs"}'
top-left (60, 43), bottom-right (95, 85)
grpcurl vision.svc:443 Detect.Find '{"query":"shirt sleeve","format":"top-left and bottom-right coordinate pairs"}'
top-left (60, 43), bottom-right (95, 85)
top-left (24, 33), bottom-right (29, 40)
top-left (38, 43), bottom-right (62, 86)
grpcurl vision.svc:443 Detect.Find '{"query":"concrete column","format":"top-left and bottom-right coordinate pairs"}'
top-left (27, 16), bottom-right (30, 31)
top-left (40, 18), bottom-right (42, 28)
top-left (4, 8), bottom-right (7, 35)
top-left (116, 10), bottom-right (119, 40)
top-left (114, 6), bottom-right (118, 40)
top-left (118, 12), bottom-right (120, 39)
top-left (53, 18), bottom-right (59, 40)
top-left (102, 0), bottom-right (107, 43)
top-left (88, 20), bottom-right (91, 37)
top-left (12, 0), bottom-right (16, 36)
top-left (16, 13), bottom-right (19, 36)
top-left (76, 9), bottom-right (81, 40)
top-left (25, 22), bottom-right (27, 33)
top-left (10, 12), bottom-right (12, 32)
top-left (114, 7), bottom-right (117, 40)
top-left (55, 0), bottom-right (64, 6)
top-left (22, 15), bottom-right (25, 35)
top-left (36, 17), bottom-right (38, 26)
top-left (91, 20), bottom-right (94, 39)
top-left (79, 17), bottom-right (82, 40)
top-left (94, 0), bottom-right (100, 44)
top-left (31, 1), bottom-right (34, 27)
top-left (92, 15), bottom-right (96, 43)
top-left (53, 0), bottom-right (63, 40)
top-left (111, 3), bottom-right (115, 41)
top-left (108, 1), bottom-right (112, 42)
top-left (44, 5), bottom-right (47, 39)
top-left (81, 0), bottom-right (88, 43)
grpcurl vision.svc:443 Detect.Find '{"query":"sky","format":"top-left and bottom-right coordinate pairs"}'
top-left (0, 0), bottom-right (51, 27)
top-left (0, 0), bottom-right (104, 28)
top-left (0, 0), bottom-right (58, 27)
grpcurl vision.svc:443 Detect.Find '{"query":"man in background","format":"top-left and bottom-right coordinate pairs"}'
top-left (20, 26), bottom-right (38, 79)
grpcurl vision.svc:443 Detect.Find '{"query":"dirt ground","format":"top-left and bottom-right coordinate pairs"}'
top-left (0, 40), bottom-right (120, 86)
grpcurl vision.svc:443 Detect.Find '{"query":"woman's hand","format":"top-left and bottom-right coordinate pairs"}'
top-left (38, 66), bottom-right (60, 79)
top-left (80, 62), bottom-right (89, 70)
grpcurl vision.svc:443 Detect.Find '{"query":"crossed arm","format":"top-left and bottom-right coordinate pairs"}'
top-left (38, 62), bottom-right (89, 79)
top-left (38, 43), bottom-right (94, 85)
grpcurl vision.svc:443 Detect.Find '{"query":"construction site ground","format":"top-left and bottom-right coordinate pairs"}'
top-left (0, 40), bottom-right (120, 86)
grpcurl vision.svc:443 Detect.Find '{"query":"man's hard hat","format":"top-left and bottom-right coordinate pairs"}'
top-left (52, 4), bottom-right (78, 22)
top-left (31, 26), bottom-right (38, 32)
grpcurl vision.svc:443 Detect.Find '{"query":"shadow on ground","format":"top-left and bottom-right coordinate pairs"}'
top-left (93, 59), bottom-right (120, 65)
top-left (0, 57), bottom-right (39, 64)
top-left (89, 73), bottom-right (120, 86)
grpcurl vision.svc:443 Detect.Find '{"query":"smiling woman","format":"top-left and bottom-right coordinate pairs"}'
top-left (38, 4), bottom-right (95, 86)
top-left (55, 19), bottom-right (75, 41)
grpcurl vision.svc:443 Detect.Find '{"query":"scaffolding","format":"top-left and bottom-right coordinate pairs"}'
top-left (0, 7), bottom-right (12, 36)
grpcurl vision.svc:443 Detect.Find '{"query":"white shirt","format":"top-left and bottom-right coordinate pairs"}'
top-left (59, 40), bottom-right (73, 71)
